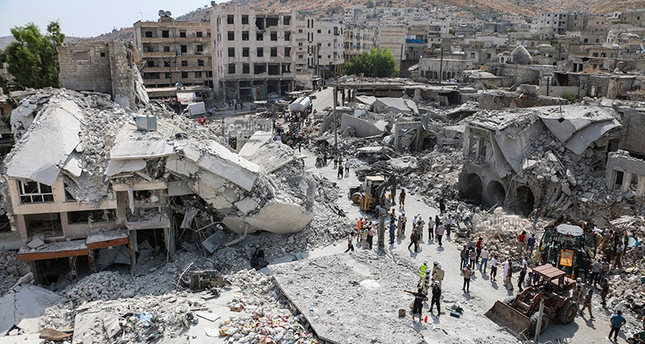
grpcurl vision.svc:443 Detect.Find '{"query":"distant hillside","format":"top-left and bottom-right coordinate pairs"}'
top-left (229, 0), bottom-right (645, 17)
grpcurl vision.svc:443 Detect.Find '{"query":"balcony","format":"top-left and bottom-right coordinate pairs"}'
top-left (142, 51), bottom-right (176, 58)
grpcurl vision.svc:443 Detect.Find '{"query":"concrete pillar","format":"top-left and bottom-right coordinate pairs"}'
top-left (16, 214), bottom-right (28, 242)
top-left (129, 230), bottom-right (137, 273)
top-left (621, 172), bottom-right (633, 193)
top-left (636, 175), bottom-right (645, 197)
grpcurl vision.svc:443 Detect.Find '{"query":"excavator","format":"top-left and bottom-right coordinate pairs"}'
top-left (349, 175), bottom-right (396, 212)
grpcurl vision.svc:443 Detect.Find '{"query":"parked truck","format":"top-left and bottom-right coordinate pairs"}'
top-left (182, 101), bottom-right (206, 117)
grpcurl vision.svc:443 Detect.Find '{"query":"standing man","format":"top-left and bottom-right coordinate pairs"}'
top-left (344, 233), bottom-right (355, 252)
top-left (572, 278), bottom-right (585, 311)
top-left (367, 225), bottom-right (374, 250)
top-left (579, 289), bottom-right (594, 319)
top-left (517, 231), bottom-right (526, 254)
top-left (517, 265), bottom-right (527, 292)
top-left (527, 233), bottom-right (536, 258)
top-left (432, 263), bottom-right (445, 288)
top-left (418, 261), bottom-right (429, 284)
top-left (404, 288), bottom-right (427, 322)
top-left (608, 310), bottom-right (626, 342)
top-left (344, 159), bottom-right (350, 176)
top-left (480, 246), bottom-right (490, 273)
top-left (591, 259), bottom-right (602, 286)
top-left (408, 230), bottom-right (418, 252)
top-left (462, 265), bottom-right (473, 293)
top-left (401, 213), bottom-right (407, 237)
top-left (615, 242), bottom-right (624, 269)
top-left (504, 258), bottom-right (513, 290)
top-left (490, 255), bottom-right (498, 282)
top-left (460, 246), bottom-right (468, 270)
top-left (439, 199), bottom-right (446, 214)
top-left (430, 281), bottom-right (441, 315)
top-left (399, 189), bottom-right (406, 209)
top-left (435, 222), bottom-right (445, 247)
top-left (469, 247), bottom-right (477, 269)
top-left (396, 215), bottom-right (403, 238)
top-left (445, 214), bottom-right (453, 238)
top-left (600, 278), bottom-right (609, 308)
top-left (427, 216), bottom-right (435, 241)
top-left (389, 220), bottom-right (396, 245)
top-left (475, 237), bottom-right (483, 264)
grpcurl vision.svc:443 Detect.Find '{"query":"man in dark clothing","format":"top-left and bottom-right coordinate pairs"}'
top-left (408, 230), bottom-right (418, 252)
top-left (518, 265), bottom-right (527, 292)
top-left (475, 237), bottom-right (483, 263)
top-left (579, 289), bottom-right (594, 319)
top-left (404, 288), bottom-right (427, 322)
top-left (337, 164), bottom-right (343, 178)
top-left (609, 310), bottom-right (626, 341)
top-left (439, 199), bottom-right (446, 214)
top-left (399, 189), bottom-right (406, 209)
top-left (527, 234), bottom-right (536, 257)
top-left (389, 221), bottom-right (396, 244)
top-left (600, 278), bottom-right (610, 308)
top-left (430, 281), bottom-right (441, 315)
top-left (460, 246), bottom-right (468, 269)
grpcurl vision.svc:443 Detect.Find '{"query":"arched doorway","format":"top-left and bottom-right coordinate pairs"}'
top-left (486, 181), bottom-right (506, 207)
top-left (514, 185), bottom-right (535, 216)
top-left (460, 173), bottom-right (483, 204)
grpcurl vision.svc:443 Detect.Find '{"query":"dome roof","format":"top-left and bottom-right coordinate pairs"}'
top-left (511, 45), bottom-right (533, 65)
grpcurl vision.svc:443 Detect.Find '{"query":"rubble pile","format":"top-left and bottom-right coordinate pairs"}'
top-left (219, 270), bottom-right (317, 343)
top-left (44, 291), bottom-right (203, 343)
top-left (60, 252), bottom-right (207, 305)
top-left (0, 248), bottom-right (20, 295)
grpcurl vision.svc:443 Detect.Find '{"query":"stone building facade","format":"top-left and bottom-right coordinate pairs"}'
top-left (58, 41), bottom-right (149, 109)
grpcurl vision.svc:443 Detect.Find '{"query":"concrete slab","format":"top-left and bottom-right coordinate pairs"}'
top-left (270, 252), bottom-right (425, 344)
top-left (6, 100), bottom-right (83, 185)
top-left (0, 285), bottom-right (63, 335)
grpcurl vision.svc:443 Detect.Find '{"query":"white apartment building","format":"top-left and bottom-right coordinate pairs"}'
top-left (344, 25), bottom-right (376, 61)
top-left (211, 4), bottom-right (296, 101)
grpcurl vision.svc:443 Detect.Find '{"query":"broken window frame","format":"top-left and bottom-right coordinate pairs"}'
top-left (18, 180), bottom-right (54, 204)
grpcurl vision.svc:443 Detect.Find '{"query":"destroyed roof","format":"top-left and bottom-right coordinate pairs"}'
top-left (5, 99), bottom-right (83, 185)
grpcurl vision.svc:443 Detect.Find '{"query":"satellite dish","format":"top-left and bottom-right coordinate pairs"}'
top-left (159, 9), bottom-right (166, 17)
top-left (165, 11), bottom-right (172, 17)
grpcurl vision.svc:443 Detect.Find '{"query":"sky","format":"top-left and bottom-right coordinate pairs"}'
top-left (0, 0), bottom-right (226, 38)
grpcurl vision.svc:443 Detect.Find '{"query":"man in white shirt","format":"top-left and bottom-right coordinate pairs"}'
top-left (480, 247), bottom-right (490, 273)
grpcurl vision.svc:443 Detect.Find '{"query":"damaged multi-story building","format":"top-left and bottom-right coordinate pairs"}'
top-left (458, 104), bottom-right (626, 216)
top-left (2, 89), bottom-right (314, 283)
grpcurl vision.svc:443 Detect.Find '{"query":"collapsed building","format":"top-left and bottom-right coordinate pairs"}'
top-left (458, 102), bottom-right (645, 216)
top-left (1, 89), bottom-right (313, 284)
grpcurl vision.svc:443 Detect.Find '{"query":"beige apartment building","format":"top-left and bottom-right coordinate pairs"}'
top-left (133, 16), bottom-right (212, 89)
top-left (211, 4), bottom-right (296, 101)
top-left (344, 25), bottom-right (376, 61)
top-left (377, 25), bottom-right (406, 71)
top-left (294, 16), bottom-right (345, 87)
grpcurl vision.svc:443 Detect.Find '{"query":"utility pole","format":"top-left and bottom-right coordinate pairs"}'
top-left (333, 87), bottom-right (337, 150)
top-left (377, 206), bottom-right (386, 252)
top-left (439, 41), bottom-right (444, 83)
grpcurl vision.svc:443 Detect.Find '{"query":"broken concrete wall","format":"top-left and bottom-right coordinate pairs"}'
top-left (606, 150), bottom-right (645, 196)
top-left (339, 114), bottom-right (385, 137)
top-left (57, 42), bottom-right (113, 95)
top-left (618, 108), bottom-right (645, 156)
top-left (57, 41), bottom-right (148, 109)
top-left (477, 90), bottom-right (570, 110)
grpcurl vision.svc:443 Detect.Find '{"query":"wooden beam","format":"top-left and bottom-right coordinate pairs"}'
top-left (86, 237), bottom-right (129, 250)
top-left (18, 249), bottom-right (89, 262)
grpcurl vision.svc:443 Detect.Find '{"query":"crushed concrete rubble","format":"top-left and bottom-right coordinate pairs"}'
top-left (0, 248), bottom-right (21, 296)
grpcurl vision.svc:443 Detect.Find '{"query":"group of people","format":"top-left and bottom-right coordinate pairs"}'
top-left (405, 261), bottom-right (446, 321)
top-left (345, 218), bottom-right (376, 252)
top-left (333, 154), bottom-right (350, 179)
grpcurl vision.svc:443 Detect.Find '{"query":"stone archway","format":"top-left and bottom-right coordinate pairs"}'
top-left (486, 181), bottom-right (506, 207)
top-left (460, 173), bottom-right (483, 204)
top-left (513, 185), bottom-right (535, 216)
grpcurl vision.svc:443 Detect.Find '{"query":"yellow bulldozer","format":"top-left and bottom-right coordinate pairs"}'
top-left (349, 175), bottom-right (396, 212)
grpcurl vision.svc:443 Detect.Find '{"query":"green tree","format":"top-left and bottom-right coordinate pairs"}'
top-left (3, 21), bottom-right (65, 89)
top-left (345, 47), bottom-right (397, 77)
